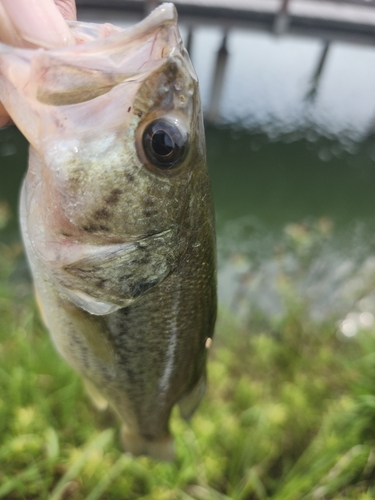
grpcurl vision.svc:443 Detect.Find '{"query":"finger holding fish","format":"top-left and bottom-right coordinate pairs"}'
top-left (0, 0), bottom-right (76, 127)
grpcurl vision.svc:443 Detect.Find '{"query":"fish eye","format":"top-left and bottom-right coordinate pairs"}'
top-left (142, 119), bottom-right (187, 170)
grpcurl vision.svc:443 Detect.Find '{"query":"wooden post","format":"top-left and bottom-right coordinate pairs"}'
top-left (206, 31), bottom-right (229, 124)
top-left (274, 0), bottom-right (290, 36)
top-left (305, 41), bottom-right (331, 101)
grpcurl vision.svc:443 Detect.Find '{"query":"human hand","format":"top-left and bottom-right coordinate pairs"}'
top-left (0, 0), bottom-right (77, 127)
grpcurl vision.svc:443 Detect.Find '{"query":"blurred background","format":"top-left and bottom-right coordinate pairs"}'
top-left (4, 1), bottom-right (375, 498)
top-left (2, 0), bottom-right (375, 333)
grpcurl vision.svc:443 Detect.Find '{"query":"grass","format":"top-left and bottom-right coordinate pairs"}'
top-left (1, 238), bottom-right (375, 499)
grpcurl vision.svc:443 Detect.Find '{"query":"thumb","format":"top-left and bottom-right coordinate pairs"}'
top-left (0, 0), bottom-right (76, 49)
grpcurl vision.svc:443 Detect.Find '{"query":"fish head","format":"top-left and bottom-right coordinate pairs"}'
top-left (0, 3), bottom-right (206, 246)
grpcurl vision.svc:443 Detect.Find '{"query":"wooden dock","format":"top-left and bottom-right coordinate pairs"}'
top-left (75, 0), bottom-right (375, 122)
top-left (77, 0), bottom-right (375, 45)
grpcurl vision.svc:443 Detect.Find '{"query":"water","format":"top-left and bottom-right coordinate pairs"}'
top-left (192, 27), bottom-right (375, 138)
top-left (1, 23), bottom-right (375, 329)
top-left (207, 127), bottom-right (375, 227)
top-left (0, 126), bottom-right (28, 241)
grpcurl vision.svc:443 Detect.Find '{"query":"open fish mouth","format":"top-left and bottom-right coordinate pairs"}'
top-left (0, 3), bottom-right (196, 147)
top-left (36, 3), bottom-right (194, 106)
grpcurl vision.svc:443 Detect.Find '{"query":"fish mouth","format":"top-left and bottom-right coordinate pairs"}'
top-left (0, 2), bottom-right (196, 152)
top-left (34, 3), bottom-right (195, 107)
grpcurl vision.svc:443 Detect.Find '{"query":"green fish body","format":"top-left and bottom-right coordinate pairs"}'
top-left (0, 3), bottom-right (216, 460)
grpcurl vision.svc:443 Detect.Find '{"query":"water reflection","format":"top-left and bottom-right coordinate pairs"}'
top-left (193, 29), bottom-right (375, 139)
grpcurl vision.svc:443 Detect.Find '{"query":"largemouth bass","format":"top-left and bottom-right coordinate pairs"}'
top-left (0, 3), bottom-right (216, 460)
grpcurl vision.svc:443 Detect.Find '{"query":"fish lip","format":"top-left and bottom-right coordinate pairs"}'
top-left (65, 3), bottom-right (179, 53)
top-left (0, 3), bottom-right (179, 56)
top-left (123, 2), bottom-right (178, 36)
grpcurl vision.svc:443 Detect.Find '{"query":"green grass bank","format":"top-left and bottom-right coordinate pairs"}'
top-left (1, 237), bottom-right (375, 500)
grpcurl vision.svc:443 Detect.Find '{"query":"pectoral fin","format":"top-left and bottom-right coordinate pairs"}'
top-left (83, 378), bottom-right (109, 411)
top-left (52, 230), bottom-right (181, 315)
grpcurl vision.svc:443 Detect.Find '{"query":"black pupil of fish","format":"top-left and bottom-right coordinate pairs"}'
top-left (152, 129), bottom-right (174, 157)
top-left (142, 119), bottom-right (187, 170)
